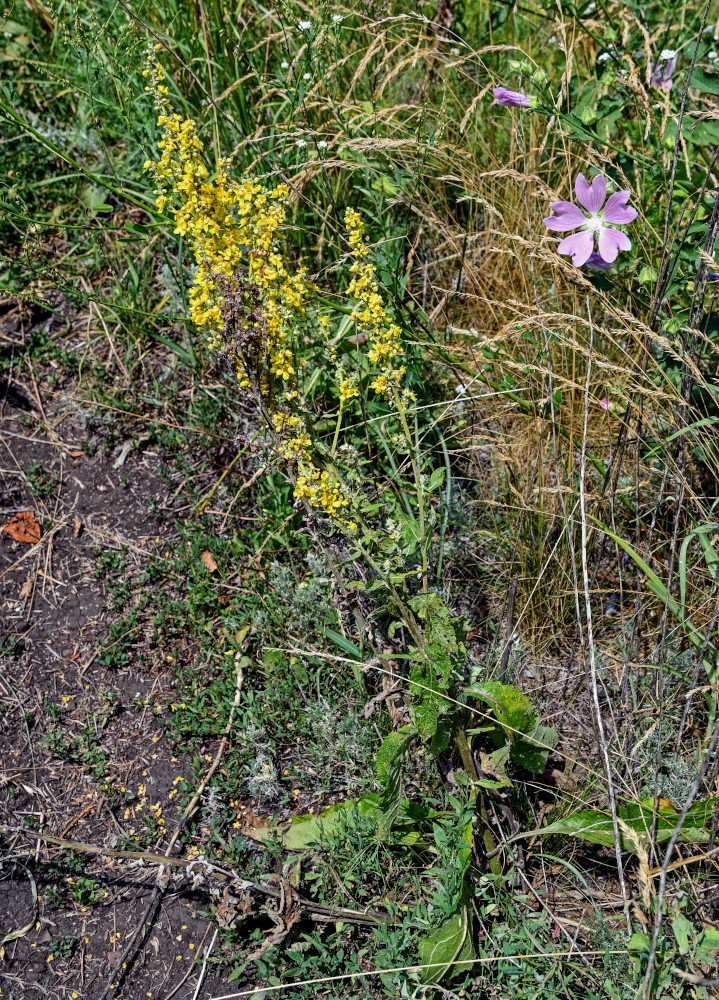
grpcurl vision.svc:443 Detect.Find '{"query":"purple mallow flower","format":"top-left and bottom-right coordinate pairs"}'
top-left (493, 87), bottom-right (533, 108)
top-left (651, 50), bottom-right (676, 90)
top-left (543, 172), bottom-right (637, 268)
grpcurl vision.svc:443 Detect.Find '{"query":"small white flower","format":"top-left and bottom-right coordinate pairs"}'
top-left (710, 50), bottom-right (718, 60)
top-left (295, 138), bottom-right (307, 147)
top-left (597, 52), bottom-right (611, 63)
top-left (281, 60), bottom-right (289, 69)
top-left (548, 35), bottom-right (557, 44)
top-left (298, 20), bottom-right (312, 31)
top-left (660, 48), bottom-right (676, 60)
top-left (450, 46), bottom-right (460, 55)
top-left (317, 139), bottom-right (328, 148)
top-left (303, 72), bottom-right (311, 80)
top-left (332, 14), bottom-right (343, 22)
top-left (585, 2), bottom-right (596, 11)
top-left (455, 383), bottom-right (467, 396)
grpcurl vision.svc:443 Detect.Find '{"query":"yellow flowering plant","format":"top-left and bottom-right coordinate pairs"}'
top-left (143, 73), bottom-right (556, 895)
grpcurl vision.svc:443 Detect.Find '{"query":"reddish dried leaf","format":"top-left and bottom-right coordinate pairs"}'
top-left (72, 517), bottom-right (83, 538)
top-left (2, 511), bottom-right (41, 544)
top-left (19, 578), bottom-right (34, 600)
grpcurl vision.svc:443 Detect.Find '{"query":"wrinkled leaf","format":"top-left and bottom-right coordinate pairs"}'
top-left (511, 722), bottom-right (558, 774)
top-left (417, 904), bottom-right (475, 983)
top-left (465, 680), bottom-right (537, 737)
top-left (376, 727), bottom-right (416, 838)
top-left (408, 594), bottom-right (466, 741)
top-left (2, 511), bottom-right (41, 544)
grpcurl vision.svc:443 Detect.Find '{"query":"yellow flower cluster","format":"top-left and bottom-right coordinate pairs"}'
top-left (145, 111), bottom-right (310, 386)
top-left (272, 411), bottom-right (356, 531)
top-left (344, 208), bottom-right (409, 399)
top-left (145, 82), bottom-right (354, 530)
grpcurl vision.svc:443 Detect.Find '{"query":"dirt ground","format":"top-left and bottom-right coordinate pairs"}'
top-left (0, 306), bottom-right (229, 999)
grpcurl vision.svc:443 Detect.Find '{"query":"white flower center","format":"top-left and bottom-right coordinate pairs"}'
top-left (585, 215), bottom-right (604, 235)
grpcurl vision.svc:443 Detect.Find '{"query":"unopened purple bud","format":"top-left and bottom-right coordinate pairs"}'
top-left (493, 86), bottom-right (533, 108)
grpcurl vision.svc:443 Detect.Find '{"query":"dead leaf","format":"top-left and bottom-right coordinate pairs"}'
top-left (69, 450), bottom-right (84, 458)
top-left (2, 511), bottom-right (41, 544)
top-left (201, 550), bottom-right (218, 573)
top-left (19, 578), bottom-right (33, 600)
top-left (72, 517), bottom-right (82, 538)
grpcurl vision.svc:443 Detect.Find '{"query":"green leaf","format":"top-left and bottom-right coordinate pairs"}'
top-left (246, 795), bottom-right (441, 851)
top-left (671, 912), bottom-right (692, 956)
top-left (690, 67), bottom-right (719, 95)
top-left (427, 467), bottom-right (446, 492)
top-left (510, 722), bottom-right (558, 774)
top-left (697, 926), bottom-right (719, 964)
top-left (323, 626), bottom-right (361, 660)
top-left (629, 931), bottom-right (650, 954)
top-left (398, 512), bottom-right (422, 553)
top-left (534, 797), bottom-right (718, 849)
top-left (376, 727), bottom-right (416, 838)
top-left (465, 680), bottom-right (538, 737)
top-left (416, 905), bottom-right (475, 983)
top-left (407, 594), bottom-right (466, 741)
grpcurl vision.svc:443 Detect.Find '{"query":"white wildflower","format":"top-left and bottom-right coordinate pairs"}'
top-left (298, 20), bottom-right (312, 31)
top-left (659, 49), bottom-right (676, 60)
top-left (317, 139), bottom-right (327, 148)
top-left (295, 138), bottom-right (307, 147)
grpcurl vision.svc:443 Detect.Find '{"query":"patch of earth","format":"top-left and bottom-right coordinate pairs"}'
top-left (0, 347), bottom-right (229, 998)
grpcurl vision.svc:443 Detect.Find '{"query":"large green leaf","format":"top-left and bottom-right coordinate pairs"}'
top-left (690, 66), bottom-right (719, 95)
top-left (247, 794), bottom-right (441, 851)
top-left (511, 722), bottom-right (558, 774)
top-left (408, 594), bottom-right (466, 741)
top-left (533, 797), bottom-right (718, 849)
top-left (376, 726), bottom-right (416, 838)
top-left (465, 680), bottom-right (538, 737)
top-left (416, 904), bottom-right (475, 983)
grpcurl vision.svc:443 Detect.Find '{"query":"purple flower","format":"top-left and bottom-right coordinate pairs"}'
top-left (651, 51), bottom-right (676, 90)
top-left (586, 252), bottom-right (613, 271)
top-left (493, 87), bottom-right (532, 108)
top-left (599, 396), bottom-right (610, 411)
top-left (543, 172), bottom-right (637, 268)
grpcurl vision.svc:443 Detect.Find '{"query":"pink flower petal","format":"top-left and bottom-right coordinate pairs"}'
top-left (557, 230), bottom-right (594, 267)
top-left (544, 200), bottom-right (587, 228)
top-left (597, 227), bottom-right (631, 263)
top-left (600, 397), bottom-right (610, 411)
top-left (602, 191), bottom-right (637, 225)
top-left (575, 172), bottom-right (606, 214)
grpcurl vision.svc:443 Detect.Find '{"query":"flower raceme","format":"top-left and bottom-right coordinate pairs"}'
top-left (543, 173), bottom-right (637, 268)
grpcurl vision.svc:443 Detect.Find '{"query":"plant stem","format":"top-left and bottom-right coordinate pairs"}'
top-left (454, 723), bottom-right (501, 876)
top-left (393, 390), bottom-right (428, 594)
top-left (331, 402), bottom-right (343, 455)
